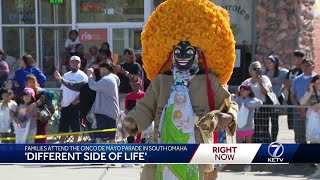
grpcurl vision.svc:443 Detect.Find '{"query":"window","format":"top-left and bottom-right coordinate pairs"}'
top-left (77, 0), bottom-right (144, 22)
top-left (3, 27), bottom-right (36, 78)
top-left (39, 27), bottom-right (71, 86)
top-left (113, 28), bottom-right (142, 64)
top-left (39, 0), bottom-right (72, 24)
top-left (2, 0), bottom-right (35, 24)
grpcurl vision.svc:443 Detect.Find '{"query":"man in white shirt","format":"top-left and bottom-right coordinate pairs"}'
top-left (59, 56), bottom-right (88, 143)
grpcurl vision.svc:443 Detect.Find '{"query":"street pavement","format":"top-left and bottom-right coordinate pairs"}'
top-left (0, 164), bottom-right (309, 180)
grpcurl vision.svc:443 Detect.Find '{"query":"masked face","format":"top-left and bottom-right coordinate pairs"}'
top-left (173, 41), bottom-right (196, 70)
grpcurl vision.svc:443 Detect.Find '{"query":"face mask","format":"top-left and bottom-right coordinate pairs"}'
top-left (173, 41), bottom-right (196, 70)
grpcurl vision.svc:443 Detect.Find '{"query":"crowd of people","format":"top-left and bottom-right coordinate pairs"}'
top-left (235, 50), bottom-right (320, 174)
top-left (0, 32), bottom-right (319, 148)
top-left (235, 50), bottom-right (317, 144)
top-left (0, 29), bottom-right (153, 145)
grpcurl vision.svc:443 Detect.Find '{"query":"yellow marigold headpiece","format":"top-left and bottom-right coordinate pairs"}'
top-left (141, 0), bottom-right (236, 85)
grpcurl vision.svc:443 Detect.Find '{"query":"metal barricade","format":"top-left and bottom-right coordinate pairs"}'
top-left (252, 104), bottom-right (309, 144)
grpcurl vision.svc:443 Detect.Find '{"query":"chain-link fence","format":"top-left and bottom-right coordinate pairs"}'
top-left (252, 104), bottom-right (310, 144)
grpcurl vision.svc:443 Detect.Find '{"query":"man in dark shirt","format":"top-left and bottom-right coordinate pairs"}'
top-left (284, 50), bottom-right (304, 129)
top-left (116, 48), bottom-right (142, 103)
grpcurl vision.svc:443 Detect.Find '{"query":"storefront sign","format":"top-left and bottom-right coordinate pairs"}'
top-left (9, 0), bottom-right (35, 23)
top-left (9, 11), bottom-right (34, 23)
top-left (80, 2), bottom-right (103, 12)
top-left (213, 0), bottom-right (253, 45)
top-left (79, 29), bottom-right (108, 43)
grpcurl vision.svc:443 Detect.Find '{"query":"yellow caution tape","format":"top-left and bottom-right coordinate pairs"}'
top-left (0, 128), bottom-right (117, 141)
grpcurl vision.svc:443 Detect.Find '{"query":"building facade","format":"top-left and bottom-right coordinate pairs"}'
top-left (0, 0), bottom-right (317, 87)
top-left (0, 0), bottom-right (157, 86)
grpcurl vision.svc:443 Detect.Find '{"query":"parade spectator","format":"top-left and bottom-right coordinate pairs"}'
top-left (124, 76), bottom-right (145, 144)
top-left (25, 74), bottom-right (54, 143)
top-left (13, 55), bottom-right (46, 102)
top-left (6, 54), bottom-right (20, 79)
top-left (299, 75), bottom-right (320, 179)
top-left (90, 49), bottom-right (112, 68)
top-left (116, 48), bottom-right (142, 102)
top-left (0, 90), bottom-right (17, 143)
top-left (13, 88), bottom-right (43, 144)
top-left (136, 55), bottom-right (150, 91)
top-left (290, 58), bottom-right (316, 143)
top-left (80, 68), bottom-right (101, 142)
top-left (74, 44), bottom-right (87, 71)
top-left (87, 62), bottom-right (120, 143)
top-left (235, 84), bottom-right (262, 172)
top-left (264, 55), bottom-right (288, 142)
top-left (242, 61), bottom-right (272, 143)
top-left (101, 42), bottom-right (112, 59)
top-left (284, 50), bottom-right (304, 129)
top-left (58, 56), bottom-right (88, 143)
top-left (54, 67), bottom-right (101, 143)
top-left (85, 46), bottom-right (99, 70)
top-left (264, 55), bottom-right (288, 104)
top-left (65, 30), bottom-right (80, 56)
top-left (0, 50), bottom-right (9, 92)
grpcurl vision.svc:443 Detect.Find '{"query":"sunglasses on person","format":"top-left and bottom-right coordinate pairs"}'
top-left (253, 68), bottom-right (261, 71)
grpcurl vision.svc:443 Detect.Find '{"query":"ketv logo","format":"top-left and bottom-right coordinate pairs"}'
top-left (267, 142), bottom-right (284, 163)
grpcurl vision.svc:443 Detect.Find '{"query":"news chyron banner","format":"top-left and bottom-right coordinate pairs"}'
top-left (0, 143), bottom-right (319, 164)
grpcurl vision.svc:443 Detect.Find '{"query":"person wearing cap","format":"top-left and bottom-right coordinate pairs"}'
top-left (54, 66), bottom-right (101, 143)
top-left (115, 48), bottom-right (142, 104)
top-left (284, 50), bottom-right (305, 130)
top-left (241, 61), bottom-right (273, 143)
top-left (87, 61), bottom-right (120, 143)
top-left (264, 55), bottom-right (289, 142)
top-left (290, 58), bottom-right (316, 144)
top-left (58, 55), bottom-right (88, 143)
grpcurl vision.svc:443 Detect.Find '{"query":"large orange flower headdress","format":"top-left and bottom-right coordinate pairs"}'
top-left (141, 0), bottom-right (236, 85)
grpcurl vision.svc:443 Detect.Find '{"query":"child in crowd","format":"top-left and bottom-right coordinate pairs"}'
top-left (65, 30), bottom-right (80, 56)
top-left (0, 90), bottom-right (17, 143)
top-left (13, 88), bottom-right (43, 144)
top-left (236, 84), bottom-right (262, 172)
top-left (124, 76), bottom-right (145, 143)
